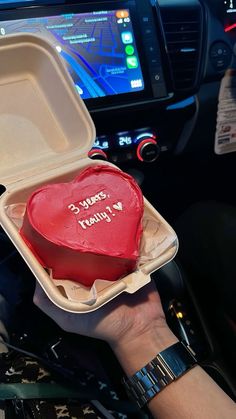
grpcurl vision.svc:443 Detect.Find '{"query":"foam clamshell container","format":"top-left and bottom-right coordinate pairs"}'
top-left (0, 34), bottom-right (178, 313)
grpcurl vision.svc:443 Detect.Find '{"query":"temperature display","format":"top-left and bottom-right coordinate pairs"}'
top-left (118, 135), bottom-right (133, 147)
top-left (94, 138), bottom-right (109, 150)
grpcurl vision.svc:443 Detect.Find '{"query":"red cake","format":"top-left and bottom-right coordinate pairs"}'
top-left (20, 165), bottom-right (144, 287)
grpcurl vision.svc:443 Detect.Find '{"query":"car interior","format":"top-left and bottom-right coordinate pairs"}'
top-left (0, 0), bottom-right (236, 413)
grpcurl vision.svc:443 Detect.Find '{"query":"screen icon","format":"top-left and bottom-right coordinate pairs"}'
top-left (125, 45), bottom-right (135, 55)
top-left (76, 85), bottom-right (84, 95)
top-left (126, 56), bottom-right (138, 69)
top-left (116, 10), bottom-right (129, 19)
top-left (121, 31), bottom-right (133, 44)
top-left (131, 79), bottom-right (143, 88)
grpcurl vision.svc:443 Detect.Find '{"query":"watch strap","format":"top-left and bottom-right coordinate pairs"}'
top-left (123, 341), bottom-right (197, 408)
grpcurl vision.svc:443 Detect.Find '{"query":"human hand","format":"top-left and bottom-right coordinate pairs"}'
top-left (34, 281), bottom-right (178, 375)
top-left (34, 281), bottom-right (167, 344)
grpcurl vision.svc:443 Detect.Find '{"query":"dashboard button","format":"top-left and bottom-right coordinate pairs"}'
top-left (152, 83), bottom-right (167, 98)
top-left (150, 57), bottom-right (159, 65)
top-left (209, 42), bottom-right (232, 71)
top-left (88, 149), bottom-right (108, 161)
top-left (151, 68), bottom-right (164, 84)
top-left (137, 139), bottom-right (160, 163)
top-left (146, 43), bottom-right (159, 56)
top-left (142, 16), bottom-right (152, 24)
top-left (143, 27), bottom-right (154, 37)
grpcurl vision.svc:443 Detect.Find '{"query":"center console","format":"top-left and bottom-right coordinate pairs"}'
top-left (0, 0), bottom-right (205, 163)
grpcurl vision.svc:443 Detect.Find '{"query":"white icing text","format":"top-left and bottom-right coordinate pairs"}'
top-left (79, 191), bottom-right (107, 210)
top-left (67, 191), bottom-right (107, 214)
top-left (78, 212), bottom-right (111, 230)
top-left (67, 190), bottom-right (124, 230)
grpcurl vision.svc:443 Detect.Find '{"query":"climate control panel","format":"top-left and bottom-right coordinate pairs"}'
top-left (89, 128), bottom-right (163, 163)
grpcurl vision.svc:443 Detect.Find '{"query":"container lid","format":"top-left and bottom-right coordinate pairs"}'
top-left (0, 34), bottom-right (96, 187)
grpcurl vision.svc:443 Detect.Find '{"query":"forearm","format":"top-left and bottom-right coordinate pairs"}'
top-left (112, 324), bottom-right (236, 419)
top-left (149, 365), bottom-right (235, 419)
top-left (33, 281), bottom-right (236, 417)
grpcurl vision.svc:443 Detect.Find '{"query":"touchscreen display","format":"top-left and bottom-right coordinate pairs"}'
top-left (0, 9), bottom-right (145, 100)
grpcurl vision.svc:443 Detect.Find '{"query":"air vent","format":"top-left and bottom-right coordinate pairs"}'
top-left (161, 5), bottom-right (203, 91)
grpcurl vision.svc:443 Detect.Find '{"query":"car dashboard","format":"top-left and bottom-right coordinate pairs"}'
top-left (0, 0), bottom-right (232, 167)
top-left (0, 0), bottom-right (236, 400)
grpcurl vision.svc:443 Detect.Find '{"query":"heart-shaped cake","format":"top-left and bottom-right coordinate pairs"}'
top-left (20, 165), bottom-right (144, 287)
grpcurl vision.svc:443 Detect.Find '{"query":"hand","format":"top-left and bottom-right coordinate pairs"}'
top-left (34, 282), bottom-right (236, 419)
top-left (34, 281), bottom-right (178, 375)
top-left (34, 281), bottom-right (166, 345)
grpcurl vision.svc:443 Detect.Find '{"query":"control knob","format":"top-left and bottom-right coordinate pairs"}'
top-left (136, 137), bottom-right (160, 163)
top-left (88, 148), bottom-right (108, 161)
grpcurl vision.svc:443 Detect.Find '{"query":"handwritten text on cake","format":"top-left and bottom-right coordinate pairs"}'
top-left (68, 191), bottom-right (123, 230)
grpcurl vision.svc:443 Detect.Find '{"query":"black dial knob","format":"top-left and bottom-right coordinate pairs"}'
top-left (88, 149), bottom-right (108, 161)
top-left (137, 139), bottom-right (160, 163)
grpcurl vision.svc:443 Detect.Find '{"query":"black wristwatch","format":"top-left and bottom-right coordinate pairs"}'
top-left (123, 341), bottom-right (197, 408)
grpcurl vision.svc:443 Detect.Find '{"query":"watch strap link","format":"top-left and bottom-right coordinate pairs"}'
top-left (124, 341), bottom-right (197, 408)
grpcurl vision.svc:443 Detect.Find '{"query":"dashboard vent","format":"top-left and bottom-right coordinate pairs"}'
top-left (161, 5), bottom-right (203, 91)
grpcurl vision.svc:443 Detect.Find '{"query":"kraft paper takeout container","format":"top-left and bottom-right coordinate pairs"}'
top-left (0, 34), bottom-right (178, 313)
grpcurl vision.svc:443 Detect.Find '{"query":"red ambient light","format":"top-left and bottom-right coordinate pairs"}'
top-left (225, 23), bottom-right (236, 32)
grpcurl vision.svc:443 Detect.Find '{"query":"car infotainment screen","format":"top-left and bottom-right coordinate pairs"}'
top-left (0, 9), bottom-right (145, 100)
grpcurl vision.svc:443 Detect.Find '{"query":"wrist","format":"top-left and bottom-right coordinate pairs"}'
top-left (111, 321), bottom-right (179, 376)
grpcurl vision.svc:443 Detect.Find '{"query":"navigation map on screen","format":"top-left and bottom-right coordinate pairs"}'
top-left (0, 9), bottom-right (145, 100)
